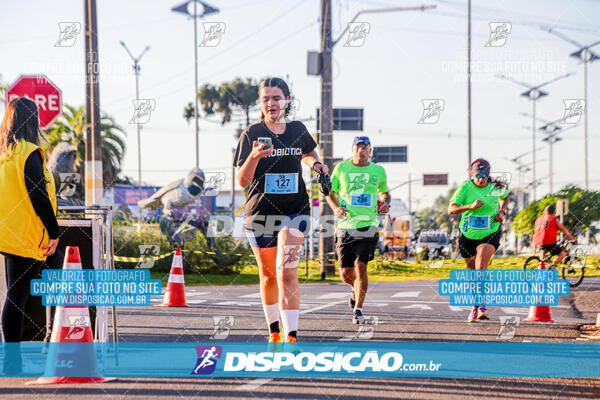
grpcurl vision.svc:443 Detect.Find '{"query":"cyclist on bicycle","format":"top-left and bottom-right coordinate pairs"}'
top-left (532, 204), bottom-right (577, 269)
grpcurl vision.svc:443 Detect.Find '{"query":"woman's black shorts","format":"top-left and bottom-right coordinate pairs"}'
top-left (458, 229), bottom-right (501, 259)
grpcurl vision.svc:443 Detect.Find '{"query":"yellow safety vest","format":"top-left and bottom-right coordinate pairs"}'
top-left (0, 140), bottom-right (57, 260)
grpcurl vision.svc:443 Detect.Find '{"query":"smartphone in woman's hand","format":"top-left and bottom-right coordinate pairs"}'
top-left (257, 137), bottom-right (272, 149)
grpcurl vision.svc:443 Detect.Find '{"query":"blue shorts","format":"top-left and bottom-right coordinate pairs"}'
top-left (245, 214), bottom-right (310, 248)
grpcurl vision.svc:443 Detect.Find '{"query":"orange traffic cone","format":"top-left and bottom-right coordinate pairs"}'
top-left (27, 246), bottom-right (114, 385)
top-left (160, 248), bottom-right (188, 307)
top-left (525, 263), bottom-right (554, 322)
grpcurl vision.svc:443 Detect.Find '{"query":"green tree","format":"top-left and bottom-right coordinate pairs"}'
top-left (46, 104), bottom-right (127, 188)
top-left (184, 77), bottom-right (259, 134)
top-left (513, 185), bottom-right (600, 237)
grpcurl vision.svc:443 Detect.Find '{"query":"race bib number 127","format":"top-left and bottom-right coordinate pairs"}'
top-left (265, 173), bottom-right (298, 194)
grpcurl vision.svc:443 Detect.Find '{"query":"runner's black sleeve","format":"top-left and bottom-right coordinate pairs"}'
top-left (233, 129), bottom-right (253, 167)
top-left (298, 122), bottom-right (317, 154)
top-left (24, 151), bottom-right (60, 240)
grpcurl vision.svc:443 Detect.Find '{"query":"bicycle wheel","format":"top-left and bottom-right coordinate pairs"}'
top-left (561, 256), bottom-right (585, 288)
top-left (523, 256), bottom-right (542, 270)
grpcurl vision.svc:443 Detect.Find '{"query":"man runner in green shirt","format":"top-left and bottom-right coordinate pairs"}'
top-left (325, 136), bottom-right (390, 324)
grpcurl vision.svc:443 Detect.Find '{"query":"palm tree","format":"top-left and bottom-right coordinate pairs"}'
top-left (46, 104), bottom-right (127, 189)
top-left (184, 77), bottom-right (260, 133)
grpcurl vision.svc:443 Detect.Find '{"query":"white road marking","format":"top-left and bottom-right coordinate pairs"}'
top-left (186, 292), bottom-right (208, 297)
top-left (237, 292), bottom-right (262, 298)
top-left (401, 304), bottom-right (432, 310)
top-left (391, 291), bottom-right (421, 298)
top-left (300, 300), bottom-right (346, 315)
top-left (237, 378), bottom-right (273, 390)
top-left (317, 292), bottom-right (351, 299)
top-left (187, 299), bottom-right (206, 304)
top-left (449, 306), bottom-right (472, 312)
top-left (501, 307), bottom-right (529, 315)
top-left (213, 301), bottom-right (260, 307)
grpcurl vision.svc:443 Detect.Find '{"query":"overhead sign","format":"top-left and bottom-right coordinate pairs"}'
top-left (423, 174), bottom-right (448, 185)
top-left (6, 75), bottom-right (62, 130)
top-left (316, 108), bottom-right (363, 131)
top-left (372, 146), bottom-right (407, 163)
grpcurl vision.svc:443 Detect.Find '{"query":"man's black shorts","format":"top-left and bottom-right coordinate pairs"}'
top-left (541, 242), bottom-right (564, 256)
top-left (458, 229), bottom-right (501, 259)
top-left (336, 226), bottom-right (379, 268)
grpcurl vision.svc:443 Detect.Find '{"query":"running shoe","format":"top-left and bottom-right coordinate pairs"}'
top-left (353, 309), bottom-right (365, 325)
top-left (268, 332), bottom-right (282, 343)
top-left (349, 290), bottom-right (356, 309)
top-left (467, 308), bottom-right (478, 322)
top-left (476, 306), bottom-right (489, 320)
top-left (267, 332), bottom-right (282, 353)
top-left (284, 336), bottom-right (303, 355)
top-left (286, 336), bottom-right (297, 343)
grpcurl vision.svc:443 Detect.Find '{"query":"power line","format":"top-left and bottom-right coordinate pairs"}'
top-left (104, 0), bottom-right (308, 107)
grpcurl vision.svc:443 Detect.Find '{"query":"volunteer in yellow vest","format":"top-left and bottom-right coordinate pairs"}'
top-left (0, 97), bottom-right (59, 373)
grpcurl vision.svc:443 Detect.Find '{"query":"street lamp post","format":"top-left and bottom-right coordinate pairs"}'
top-left (120, 41), bottom-right (150, 203)
top-left (316, 2), bottom-right (436, 277)
top-left (545, 29), bottom-right (600, 190)
top-left (520, 113), bottom-right (579, 194)
top-left (171, 0), bottom-right (219, 168)
top-left (389, 174), bottom-right (421, 216)
top-left (497, 72), bottom-right (574, 200)
top-left (538, 120), bottom-right (579, 193)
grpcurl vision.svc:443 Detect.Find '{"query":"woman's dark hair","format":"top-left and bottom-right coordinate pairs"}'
top-left (258, 77), bottom-right (292, 120)
top-left (0, 97), bottom-right (42, 162)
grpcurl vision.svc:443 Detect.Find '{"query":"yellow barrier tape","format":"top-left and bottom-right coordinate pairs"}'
top-left (114, 251), bottom-right (174, 263)
top-left (114, 250), bottom-right (253, 262)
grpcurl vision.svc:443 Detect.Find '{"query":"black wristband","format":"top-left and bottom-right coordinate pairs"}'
top-left (312, 161), bottom-right (322, 171)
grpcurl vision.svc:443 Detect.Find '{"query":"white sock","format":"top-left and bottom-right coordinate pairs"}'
top-left (280, 309), bottom-right (299, 334)
top-left (354, 307), bottom-right (362, 313)
top-left (262, 302), bottom-right (279, 325)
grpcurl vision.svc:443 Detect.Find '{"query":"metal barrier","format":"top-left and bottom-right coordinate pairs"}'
top-left (57, 205), bottom-right (118, 353)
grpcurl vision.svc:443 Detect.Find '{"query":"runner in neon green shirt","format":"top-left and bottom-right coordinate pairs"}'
top-left (448, 158), bottom-right (509, 323)
top-left (326, 136), bottom-right (390, 325)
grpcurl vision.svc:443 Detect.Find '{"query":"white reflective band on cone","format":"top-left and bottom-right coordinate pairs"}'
top-left (63, 263), bottom-right (82, 270)
top-left (168, 274), bottom-right (185, 284)
top-left (56, 307), bottom-right (91, 327)
top-left (172, 255), bottom-right (183, 268)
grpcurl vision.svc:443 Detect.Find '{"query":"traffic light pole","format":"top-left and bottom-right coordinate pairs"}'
top-left (84, 0), bottom-right (103, 205)
top-left (319, 0), bottom-right (335, 277)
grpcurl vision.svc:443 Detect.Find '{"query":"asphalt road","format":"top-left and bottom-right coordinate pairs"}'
top-left (1, 278), bottom-right (599, 399)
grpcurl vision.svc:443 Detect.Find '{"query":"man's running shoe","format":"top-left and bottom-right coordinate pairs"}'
top-left (352, 309), bottom-right (365, 324)
top-left (349, 290), bottom-right (356, 309)
top-left (476, 306), bottom-right (489, 320)
top-left (467, 308), bottom-right (478, 322)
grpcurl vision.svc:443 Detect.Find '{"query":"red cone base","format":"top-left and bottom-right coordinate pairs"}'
top-left (525, 305), bottom-right (555, 322)
top-left (27, 376), bottom-right (115, 385)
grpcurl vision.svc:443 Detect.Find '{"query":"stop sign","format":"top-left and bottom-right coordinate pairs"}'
top-left (6, 75), bottom-right (62, 130)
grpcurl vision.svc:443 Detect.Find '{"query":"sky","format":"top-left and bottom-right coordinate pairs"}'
top-left (2, 0), bottom-right (600, 211)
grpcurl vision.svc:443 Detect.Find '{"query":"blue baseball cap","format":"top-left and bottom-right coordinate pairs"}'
top-left (353, 136), bottom-right (371, 147)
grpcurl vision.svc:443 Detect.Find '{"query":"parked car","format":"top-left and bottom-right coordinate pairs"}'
top-left (414, 231), bottom-right (451, 258)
